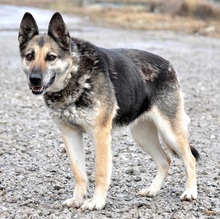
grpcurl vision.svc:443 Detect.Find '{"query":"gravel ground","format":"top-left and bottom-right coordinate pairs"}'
top-left (0, 7), bottom-right (220, 219)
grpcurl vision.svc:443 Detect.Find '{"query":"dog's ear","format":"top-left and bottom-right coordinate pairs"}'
top-left (48, 12), bottom-right (70, 50)
top-left (18, 12), bottom-right (39, 48)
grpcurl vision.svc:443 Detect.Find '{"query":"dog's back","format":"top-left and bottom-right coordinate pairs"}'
top-left (72, 37), bottom-right (179, 125)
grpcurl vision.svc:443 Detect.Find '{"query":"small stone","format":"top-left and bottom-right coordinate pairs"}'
top-left (41, 209), bottom-right (50, 216)
top-left (58, 189), bottom-right (65, 194)
top-left (124, 196), bottom-right (132, 201)
top-left (210, 135), bottom-right (215, 139)
top-left (1, 206), bottom-right (8, 211)
top-left (134, 176), bottom-right (141, 182)
top-left (125, 168), bottom-right (134, 175)
top-left (202, 170), bottom-right (208, 175)
top-left (60, 144), bottom-right (66, 153)
top-left (54, 203), bottom-right (62, 209)
top-left (136, 202), bottom-right (144, 208)
top-left (54, 184), bottom-right (63, 190)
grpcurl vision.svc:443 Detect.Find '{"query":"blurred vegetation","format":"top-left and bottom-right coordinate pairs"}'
top-left (1, 0), bottom-right (220, 37)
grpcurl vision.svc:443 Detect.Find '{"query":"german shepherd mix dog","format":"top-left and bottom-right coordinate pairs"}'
top-left (18, 12), bottom-right (199, 210)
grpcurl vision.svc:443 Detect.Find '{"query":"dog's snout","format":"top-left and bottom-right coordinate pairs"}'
top-left (30, 72), bottom-right (42, 85)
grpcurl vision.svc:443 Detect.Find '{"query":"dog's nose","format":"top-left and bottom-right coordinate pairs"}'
top-left (30, 73), bottom-right (42, 85)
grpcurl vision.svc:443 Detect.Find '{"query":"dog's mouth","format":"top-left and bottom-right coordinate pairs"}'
top-left (31, 86), bottom-right (44, 95)
top-left (31, 76), bottom-right (56, 95)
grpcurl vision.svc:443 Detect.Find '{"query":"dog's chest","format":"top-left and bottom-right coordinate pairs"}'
top-left (45, 95), bottom-right (99, 132)
top-left (44, 78), bottom-right (99, 132)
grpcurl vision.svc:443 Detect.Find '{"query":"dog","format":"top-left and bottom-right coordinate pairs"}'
top-left (18, 12), bottom-right (199, 211)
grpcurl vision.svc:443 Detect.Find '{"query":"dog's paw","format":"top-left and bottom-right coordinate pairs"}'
top-left (180, 190), bottom-right (197, 202)
top-left (138, 188), bottom-right (158, 197)
top-left (80, 198), bottom-right (105, 211)
top-left (63, 197), bottom-right (85, 208)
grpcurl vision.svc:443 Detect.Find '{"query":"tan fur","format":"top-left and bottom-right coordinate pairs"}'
top-left (171, 97), bottom-right (197, 201)
top-left (80, 104), bottom-right (117, 210)
top-left (31, 45), bottom-right (47, 71)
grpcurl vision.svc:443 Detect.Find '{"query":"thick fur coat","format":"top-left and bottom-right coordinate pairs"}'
top-left (18, 12), bottom-right (199, 210)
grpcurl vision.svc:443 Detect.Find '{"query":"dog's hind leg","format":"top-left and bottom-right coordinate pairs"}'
top-left (130, 117), bottom-right (171, 197)
top-left (152, 106), bottom-right (198, 201)
top-left (58, 124), bottom-right (87, 208)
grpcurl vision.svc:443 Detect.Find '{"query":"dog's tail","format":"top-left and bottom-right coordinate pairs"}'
top-left (190, 145), bottom-right (200, 161)
top-left (171, 145), bottom-right (200, 161)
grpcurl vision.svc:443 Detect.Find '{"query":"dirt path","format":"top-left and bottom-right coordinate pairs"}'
top-left (0, 5), bottom-right (219, 219)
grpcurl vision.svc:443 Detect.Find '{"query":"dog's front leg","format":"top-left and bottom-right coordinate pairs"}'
top-left (58, 124), bottom-right (87, 208)
top-left (81, 122), bottom-right (112, 210)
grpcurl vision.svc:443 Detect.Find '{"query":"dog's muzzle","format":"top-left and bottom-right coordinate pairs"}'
top-left (29, 73), bottom-right (55, 95)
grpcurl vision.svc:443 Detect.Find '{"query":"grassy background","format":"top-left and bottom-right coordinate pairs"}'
top-left (1, 0), bottom-right (220, 37)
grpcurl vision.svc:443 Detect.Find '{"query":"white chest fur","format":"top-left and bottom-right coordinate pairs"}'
top-left (44, 74), bottom-right (99, 133)
top-left (49, 100), bottom-right (99, 133)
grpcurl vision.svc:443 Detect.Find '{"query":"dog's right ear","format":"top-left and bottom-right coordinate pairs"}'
top-left (18, 12), bottom-right (39, 48)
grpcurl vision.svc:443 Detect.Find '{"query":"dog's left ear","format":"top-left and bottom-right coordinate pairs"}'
top-left (48, 12), bottom-right (70, 51)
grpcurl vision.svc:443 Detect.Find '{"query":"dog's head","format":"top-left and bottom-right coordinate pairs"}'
top-left (18, 12), bottom-right (77, 94)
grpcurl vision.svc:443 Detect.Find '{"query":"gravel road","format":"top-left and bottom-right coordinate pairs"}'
top-left (0, 5), bottom-right (220, 219)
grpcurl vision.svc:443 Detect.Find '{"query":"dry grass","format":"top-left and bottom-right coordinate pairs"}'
top-left (51, 1), bottom-right (220, 37)
top-left (1, 0), bottom-right (220, 37)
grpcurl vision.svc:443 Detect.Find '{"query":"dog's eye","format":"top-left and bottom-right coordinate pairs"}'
top-left (46, 55), bottom-right (57, 62)
top-left (25, 54), bottom-right (34, 61)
